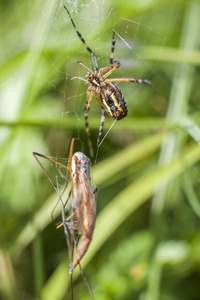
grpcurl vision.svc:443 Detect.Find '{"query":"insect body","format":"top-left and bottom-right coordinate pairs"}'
top-left (33, 139), bottom-right (97, 275)
top-left (64, 6), bottom-right (152, 155)
top-left (70, 151), bottom-right (97, 272)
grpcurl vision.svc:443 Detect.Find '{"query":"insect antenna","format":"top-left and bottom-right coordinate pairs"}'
top-left (78, 262), bottom-right (94, 300)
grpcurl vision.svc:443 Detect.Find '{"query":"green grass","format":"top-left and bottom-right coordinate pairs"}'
top-left (1, 0), bottom-right (200, 300)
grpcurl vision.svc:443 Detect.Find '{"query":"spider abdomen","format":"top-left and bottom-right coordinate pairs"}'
top-left (100, 83), bottom-right (127, 120)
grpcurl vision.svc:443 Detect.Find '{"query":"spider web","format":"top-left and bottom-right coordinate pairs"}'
top-left (0, 0), bottom-right (183, 253)
top-left (38, 0), bottom-right (173, 163)
top-left (2, 1), bottom-right (200, 299)
top-left (18, 0), bottom-right (177, 260)
top-left (0, 0), bottom-right (192, 248)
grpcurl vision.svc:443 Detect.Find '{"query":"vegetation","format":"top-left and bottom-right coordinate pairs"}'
top-left (1, 0), bottom-right (200, 299)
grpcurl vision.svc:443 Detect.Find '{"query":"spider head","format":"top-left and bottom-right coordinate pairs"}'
top-left (86, 72), bottom-right (102, 87)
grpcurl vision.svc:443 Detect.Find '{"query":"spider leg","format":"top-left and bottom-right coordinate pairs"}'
top-left (77, 61), bottom-right (93, 72)
top-left (105, 77), bottom-right (153, 86)
top-left (99, 31), bottom-right (116, 73)
top-left (70, 76), bottom-right (86, 82)
top-left (85, 113), bottom-right (94, 157)
top-left (70, 64), bottom-right (92, 82)
top-left (84, 88), bottom-right (94, 113)
top-left (103, 61), bottom-right (121, 78)
top-left (64, 6), bottom-right (98, 73)
top-left (99, 66), bottom-right (113, 73)
top-left (110, 30), bottom-right (116, 67)
top-left (97, 109), bottom-right (106, 146)
top-left (84, 88), bottom-right (95, 157)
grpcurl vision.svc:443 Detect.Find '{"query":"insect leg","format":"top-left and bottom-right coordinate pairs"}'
top-left (78, 264), bottom-right (94, 300)
top-left (32, 151), bottom-right (72, 250)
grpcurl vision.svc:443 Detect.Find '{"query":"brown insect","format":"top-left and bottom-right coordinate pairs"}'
top-left (69, 151), bottom-right (98, 272)
top-left (64, 6), bottom-right (152, 156)
top-left (33, 138), bottom-right (98, 297)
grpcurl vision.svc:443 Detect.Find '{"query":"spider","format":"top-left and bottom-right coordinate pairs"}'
top-left (64, 6), bottom-right (152, 156)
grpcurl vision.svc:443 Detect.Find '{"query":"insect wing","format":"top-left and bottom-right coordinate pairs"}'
top-left (75, 180), bottom-right (85, 235)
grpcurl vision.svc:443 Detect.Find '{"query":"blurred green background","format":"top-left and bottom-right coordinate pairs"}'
top-left (1, 0), bottom-right (200, 299)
